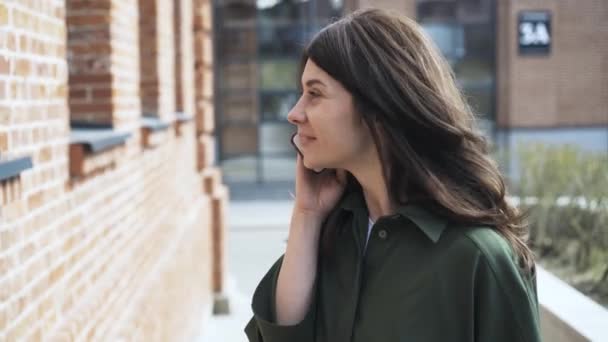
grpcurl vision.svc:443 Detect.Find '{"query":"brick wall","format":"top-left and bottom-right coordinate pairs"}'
top-left (193, 0), bottom-right (230, 305)
top-left (110, 0), bottom-right (142, 130)
top-left (353, 0), bottom-right (607, 130)
top-left (66, 0), bottom-right (141, 129)
top-left (139, 0), bottom-right (176, 120)
top-left (194, 0), bottom-right (215, 141)
top-left (497, 0), bottom-right (608, 128)
top-left (174, 0), bottom-right (196, 117)
top-left (66, 0), bottom-right (112, 126)
top-left (1, 0), bottom-right (226, 340)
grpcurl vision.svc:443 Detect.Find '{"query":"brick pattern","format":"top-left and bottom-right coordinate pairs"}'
top-left (354, 0), bottom-right (607, 129)
top-left (211, 184), bottom-right (229, 293)
top-left (197, 133), bottom-right (216, 171)
top-left (193, 0), bottom-right (226, 297)
top-left (66, 0), bottom-right (141, 129)
top-left (110, 0), bottom-right (142, 130)
top-left (66, 0), bottom-right (112, 126)
top-left (497, 0), bottom-right (608, 128)
top-left (141, 127), bottom-right (172, 149)
top-left (46, 134), bottom-right (211, 341)
top-left (0, 0), bottom-right (70, 250)
top-left (194, 0), bottom-right (215, 136)
top-left (68, 144), bottom-right (124, 178)
top-left (0, 178), bottom-right (23, 207)
top-left (174, 0), bottom-right (196, 117)
top-left (1, 0), bottom-right (223, 340)
top-left (139, 0), bottom-right (176, 121)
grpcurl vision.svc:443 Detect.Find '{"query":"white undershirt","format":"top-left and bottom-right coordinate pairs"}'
top-left (365, 217), bottom-right (374, 252)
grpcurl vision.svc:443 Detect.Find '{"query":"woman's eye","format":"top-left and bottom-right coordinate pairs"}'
top-left (308, 91), bottom-right (320, 97)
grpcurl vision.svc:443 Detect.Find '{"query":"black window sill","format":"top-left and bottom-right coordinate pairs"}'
top-left (70, 127), bottom-right (132, 153)
top-left (69, 126), bottom-right (131, 179)
top-left (175, 112), bottom-right (194, 123)
top-left (141, 116), bottom-right (173, 147)
top-left (0, 156), bottom-right (33, 182)
top-left (142, 116), bottom-right (171, 132)
top-left (174, 112), bottom-right (195, 137)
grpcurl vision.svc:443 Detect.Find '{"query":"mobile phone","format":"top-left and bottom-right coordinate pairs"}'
top-left (290, 132), bottom-right (325, 174)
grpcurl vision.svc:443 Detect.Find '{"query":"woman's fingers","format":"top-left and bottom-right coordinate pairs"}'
top-left (335, 169), bottom-right (347, 186)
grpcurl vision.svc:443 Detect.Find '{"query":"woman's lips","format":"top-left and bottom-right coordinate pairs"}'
top-left (298, 134), bottom-right (316, 145)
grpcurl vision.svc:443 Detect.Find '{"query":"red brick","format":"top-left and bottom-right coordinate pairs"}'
top-left (66, 2), bottom-right (111, 11)
top-left (7, 32), bottom-right (16, 50)
top-left (15, 60), bottom-right (30, 75)
top-left (1, 1), bottom-right (228, 340)
top-left (69, 74), bottom-right (112, 85)
top-left (69, 43), bottom-right (111, 55)
top-left (91, 88), bottom-right (112, 98)
top-left (66, 14), bottom-right (111, 27)
top-left (0, 133), bottom-right (8, 153)
top-left (69, 88), bottom-right (87, 99)
top-left (68, 102), bottom-right (112, 114)
top-left (0, 55), bottom-right (9, 74)
top-left (0, 4), bottom-right (8, 26)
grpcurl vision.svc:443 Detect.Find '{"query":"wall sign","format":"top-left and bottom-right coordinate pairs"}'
top-left (518, 11), bottom-right (551, 55)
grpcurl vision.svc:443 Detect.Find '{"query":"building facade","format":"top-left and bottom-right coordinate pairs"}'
top-left (215, 0), bottom-right (346, 183)
top-left (0, 0), bottom-right (227, 340)
top-left (217, 0), bottom-right (607, 185)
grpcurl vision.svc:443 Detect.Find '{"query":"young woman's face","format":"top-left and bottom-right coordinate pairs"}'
top-left (287, 59), bottom-right (374, 171)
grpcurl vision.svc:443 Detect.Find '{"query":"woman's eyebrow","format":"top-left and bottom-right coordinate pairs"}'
top-left (302, 79), bottom-right (326, 88)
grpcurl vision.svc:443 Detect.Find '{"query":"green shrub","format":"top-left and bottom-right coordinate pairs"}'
top-left (515, 143), bottom-right (608, 305)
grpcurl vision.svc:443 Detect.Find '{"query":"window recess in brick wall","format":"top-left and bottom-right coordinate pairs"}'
top-left (0, 155), bottom-right (33, 206)
top-left (141, 115), bottom-right (173, 148)
top-left (174, 112), bottom-right (194, 137)
top-left (0, 156), bottom-right (33, 182)
top-left (69, 124), bottom-right (132, 179)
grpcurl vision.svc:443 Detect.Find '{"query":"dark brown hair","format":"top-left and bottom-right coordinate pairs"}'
top-left (301, 8), bottom-right (535, 271)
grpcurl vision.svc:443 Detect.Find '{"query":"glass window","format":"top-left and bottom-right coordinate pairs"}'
top-left (220, 28), bottom-right (258, 57)
top-left (221, 156), bottom-right (258, 182)
top-left (261, 156), bottom-right (297, 181)
top-left (221, 125), bottom-right (258, 156)
top-left (421, 23), bottom-right (466, 66)
top-left (418, 1), bottom-right (457, 21)
top-left (417, 0), bottom-right (496, 124)
top-left (257, 0), bottom-right (308, 22)
top-left (258, 23), bottom-right (309, 57)
top-left (223, 2), bottom-right (257, 21)
top-left (313, 0), bottom-right (343, 25)
top-left (260, 92), bottom-right (298, 121)
top-left (260, 121), bottom-right (296, 154)
top-left (260, 59), bottom-right (299, 90)
top-left (216, 0), bottom-right (344, 182)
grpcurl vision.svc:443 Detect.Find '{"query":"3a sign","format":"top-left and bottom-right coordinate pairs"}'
top-left (518, 11), bottom-right (551, 55)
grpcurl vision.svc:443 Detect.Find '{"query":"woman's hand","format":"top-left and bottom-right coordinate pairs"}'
top-left (274, 130), bottom-right (349, 325)
top-left (275, 147), bottom-right (347, 326)
top-left (292, 151), bottom-right (348, 221)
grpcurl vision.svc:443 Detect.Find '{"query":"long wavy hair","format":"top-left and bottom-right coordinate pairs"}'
top-left (301, 8), bottom-right (535, 271)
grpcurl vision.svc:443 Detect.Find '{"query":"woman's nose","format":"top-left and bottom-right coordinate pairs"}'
top-left (287, 101), bottom-right (306, 125)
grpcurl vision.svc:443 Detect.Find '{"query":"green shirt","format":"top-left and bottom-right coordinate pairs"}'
top-left (245, 188), bottom-right (541, 342)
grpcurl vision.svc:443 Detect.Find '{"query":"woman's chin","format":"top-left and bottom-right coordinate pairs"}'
top-left (304, 160), bottom-right (324, 172)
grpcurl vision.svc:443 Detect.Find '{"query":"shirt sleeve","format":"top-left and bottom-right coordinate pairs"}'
top-left (244, 255), bottom-right (317, 342)
top-left (474, 253), bottom-right (542, 342)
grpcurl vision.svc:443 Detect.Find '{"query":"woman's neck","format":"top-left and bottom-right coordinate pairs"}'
top-left (347, 156), bottom-right (396, 222)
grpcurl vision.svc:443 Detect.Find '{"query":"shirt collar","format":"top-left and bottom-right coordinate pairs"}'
top-left (339, 188), bottom-right (448, 243)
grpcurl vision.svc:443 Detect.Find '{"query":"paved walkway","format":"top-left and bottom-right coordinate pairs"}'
top-left (197, 200), bottom-right (294, 342)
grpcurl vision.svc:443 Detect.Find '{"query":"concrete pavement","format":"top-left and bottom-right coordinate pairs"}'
top-left (197, 200), bottom-right (294, 342)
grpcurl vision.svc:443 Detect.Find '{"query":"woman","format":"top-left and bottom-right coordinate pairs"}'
top-left (245, 8), bottom-right (541, 342)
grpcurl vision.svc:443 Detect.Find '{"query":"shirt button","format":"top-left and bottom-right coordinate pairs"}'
top-left (378, 229), bottom-right (388, 239)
